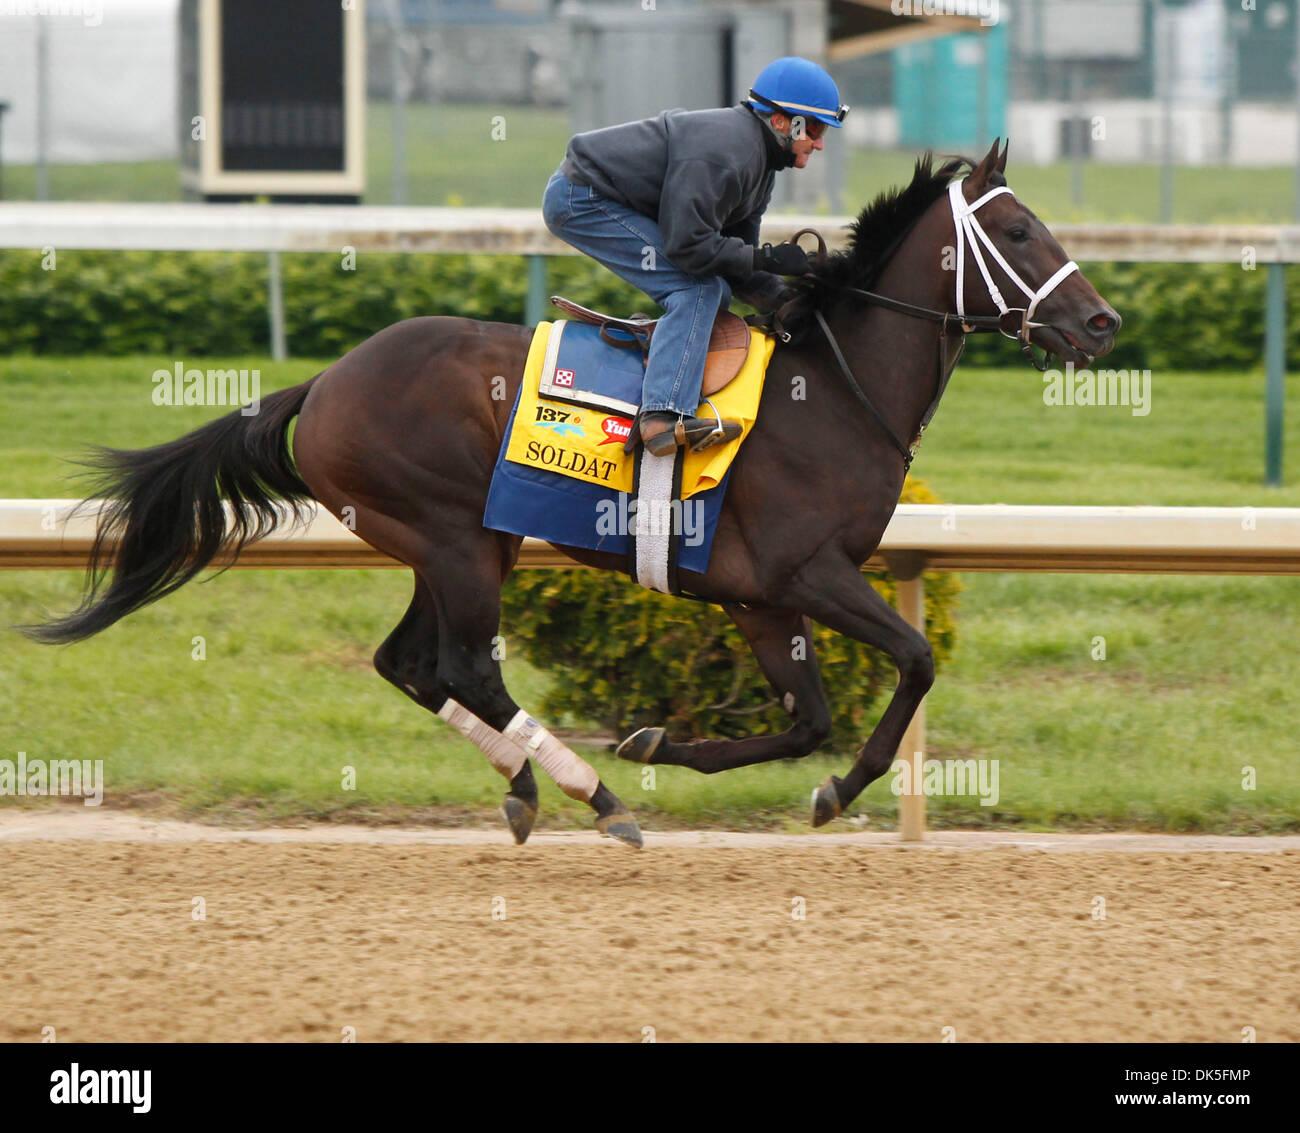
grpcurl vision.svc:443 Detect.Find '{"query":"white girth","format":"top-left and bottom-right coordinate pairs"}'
top-left (948, 179), bottom-right (1079, 337)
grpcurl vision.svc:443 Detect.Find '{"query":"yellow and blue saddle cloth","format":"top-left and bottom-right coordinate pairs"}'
top-left (483, 319), bottom-right (774, 570)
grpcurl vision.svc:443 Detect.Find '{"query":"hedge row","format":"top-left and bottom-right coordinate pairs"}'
top-left (0, 249), bottom-right (632, 358)
top-left (955, 259), bottom-right (1282, 371)
top-left (500, 477), bottom-right (960, 749)
top-left (0, 248), bottom-right (1291, 370)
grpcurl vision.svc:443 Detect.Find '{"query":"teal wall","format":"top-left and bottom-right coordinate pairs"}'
top-left (893, 27), bottom-right (1007, 151)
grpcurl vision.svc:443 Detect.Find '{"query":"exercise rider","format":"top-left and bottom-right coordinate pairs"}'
top-left (541, 57), bottom-right (848, 456)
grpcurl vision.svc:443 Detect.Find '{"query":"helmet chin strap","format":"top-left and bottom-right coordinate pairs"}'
top-left (745, 92), bottom-right (803, 168)
top-left (761, 117), bottom-right (798, 167)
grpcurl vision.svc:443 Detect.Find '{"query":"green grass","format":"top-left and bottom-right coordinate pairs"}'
top-left (2, 353), bottom-right (1298, 832)
top-left (918, 366), bottom-right (1300, 506)
top-left (0, 160), bottom-right (182, 205)
top-left (925, 572), bottom-right (1300, 832)
top-left (844, 150), bottom-right (1300, 225)
top-left (3, 100), bottom-right (1297, 223)
top-left (364, 102), bottom-right (572, 207)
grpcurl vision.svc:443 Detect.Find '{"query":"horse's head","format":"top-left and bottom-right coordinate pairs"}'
top-left (952, 139), bottom-right (1120, 366)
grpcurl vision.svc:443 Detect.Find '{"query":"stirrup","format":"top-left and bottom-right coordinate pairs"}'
top-left (626, 407), bottom-right (742, 457)
top-left (686, 399), bottom-right (734, 453)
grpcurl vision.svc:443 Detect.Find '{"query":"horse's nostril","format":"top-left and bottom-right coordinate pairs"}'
top-left (1088, 311), bottom-right (1119, 335)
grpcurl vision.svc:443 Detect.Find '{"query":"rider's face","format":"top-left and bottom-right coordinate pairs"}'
top-left (773, 113), bottom-right (826, 168)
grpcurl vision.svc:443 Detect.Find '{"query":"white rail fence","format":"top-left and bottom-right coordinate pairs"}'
top-left (5, 201), bottom-right (1296, 259)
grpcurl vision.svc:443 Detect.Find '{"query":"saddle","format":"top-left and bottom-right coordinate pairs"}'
top-left (549, 295), bottom-right (751, 396)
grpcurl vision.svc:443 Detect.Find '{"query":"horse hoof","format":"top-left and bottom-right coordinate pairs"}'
top-left (501, 794), bottom-right (538, 845)
top-left (616, 726), bottom-right (665, 764)
top-left (810, 777), bottom-right (844, 828)
top-left (595, 812), bottom-right (644, 849)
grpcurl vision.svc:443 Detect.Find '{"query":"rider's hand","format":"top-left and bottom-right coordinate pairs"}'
top-left (734, 271), bottom-right (798, 314)
top-left (753, 242), bottom-right (812, 277)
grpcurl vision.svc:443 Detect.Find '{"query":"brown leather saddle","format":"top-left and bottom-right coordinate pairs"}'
top-left (549, 295), bottom-right (751, 396)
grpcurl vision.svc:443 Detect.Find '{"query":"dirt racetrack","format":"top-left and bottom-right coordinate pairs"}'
top-left (0, 810), bottom-right (1296, 1043)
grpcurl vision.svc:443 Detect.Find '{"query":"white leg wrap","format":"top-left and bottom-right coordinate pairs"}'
top-left (503, 709), bottom-right (600, 802)
top-left (438, 699), bottom-right (528, 780)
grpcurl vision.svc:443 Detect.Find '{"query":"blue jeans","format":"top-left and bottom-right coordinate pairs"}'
top-left (542, 168), bottom-right (731, 416)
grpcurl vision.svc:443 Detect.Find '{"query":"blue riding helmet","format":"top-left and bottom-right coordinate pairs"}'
top-left (747, 57), bottom-right (848, 129)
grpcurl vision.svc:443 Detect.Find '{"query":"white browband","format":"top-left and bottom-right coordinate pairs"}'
top-left (948, 179), bottom-right (1079, 335)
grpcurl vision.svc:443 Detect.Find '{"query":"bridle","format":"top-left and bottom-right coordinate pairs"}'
top-left (761, 178), bottom-right (1082, 470)
top-left (948, 180), bottom-right (1079, 365)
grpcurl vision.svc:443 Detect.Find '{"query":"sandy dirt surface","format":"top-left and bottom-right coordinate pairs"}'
top-left (0, 809), bottom-right (1296, 1042)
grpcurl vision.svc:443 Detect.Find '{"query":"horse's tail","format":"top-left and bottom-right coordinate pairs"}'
top-left (21, 377), bottom-right (319, 645)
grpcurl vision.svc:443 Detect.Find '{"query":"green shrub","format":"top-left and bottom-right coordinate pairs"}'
top-left (499, 477), bottom-right (961, 750)
top-left (0, 249), bottom-right (1287, 371)
top-left (0, 249), bottom-right (641, 357)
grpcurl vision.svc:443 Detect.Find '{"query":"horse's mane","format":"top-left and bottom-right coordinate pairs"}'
top-left (793, 151), bottom-right (1003, 315)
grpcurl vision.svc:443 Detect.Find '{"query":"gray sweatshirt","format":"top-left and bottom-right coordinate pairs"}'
top-left (558, 102), bottom-right (791, 289)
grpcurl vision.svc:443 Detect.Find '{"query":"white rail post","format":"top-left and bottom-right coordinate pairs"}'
top-left (886, 552), bottom-right (928, 841)
top-left (267, 250), bottom-right (287, 362)
top-left (897, 574), bottom-right (927, 841)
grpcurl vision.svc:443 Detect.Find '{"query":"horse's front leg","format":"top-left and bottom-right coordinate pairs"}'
top-left (785, 554), bottom-right (934, 825)
top-left (616, 605), bottom-right (832, 772)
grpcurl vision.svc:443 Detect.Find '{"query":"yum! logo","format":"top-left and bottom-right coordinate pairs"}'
top-left (599, 416), bottom-right (632, 446)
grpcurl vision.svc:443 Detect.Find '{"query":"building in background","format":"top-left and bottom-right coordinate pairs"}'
top-left (367, 0), bottom-right (986, 210)
top-left (4, 0), bottom-right (1300, 194)
top-left (893, 24), bottom-right (1008, 152)
top-left (0, 0), bottom-right (178, 166)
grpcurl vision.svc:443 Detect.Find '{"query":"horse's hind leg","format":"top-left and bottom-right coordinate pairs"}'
top-left (617, 606), bottom-right (832, 773)
top-left (373, 576), bottom-right (541, 843)
top-left (425, 547), bottom-right (643, 848)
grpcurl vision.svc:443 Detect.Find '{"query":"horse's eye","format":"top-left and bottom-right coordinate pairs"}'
top-left (1007, 227), bottom-right (1030, 242)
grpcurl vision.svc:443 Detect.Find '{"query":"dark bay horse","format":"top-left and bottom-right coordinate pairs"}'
top-left (25, 141), bottom-right (1119, 848)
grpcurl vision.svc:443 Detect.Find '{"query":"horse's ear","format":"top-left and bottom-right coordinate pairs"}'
top-left (996, 139), bottom-right (1009, 174)
top-left (970, 137), bottom-right (1002, 186)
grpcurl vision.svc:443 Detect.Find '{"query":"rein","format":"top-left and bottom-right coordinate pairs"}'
top-left (764, 179), bottom-right (1080, 471)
